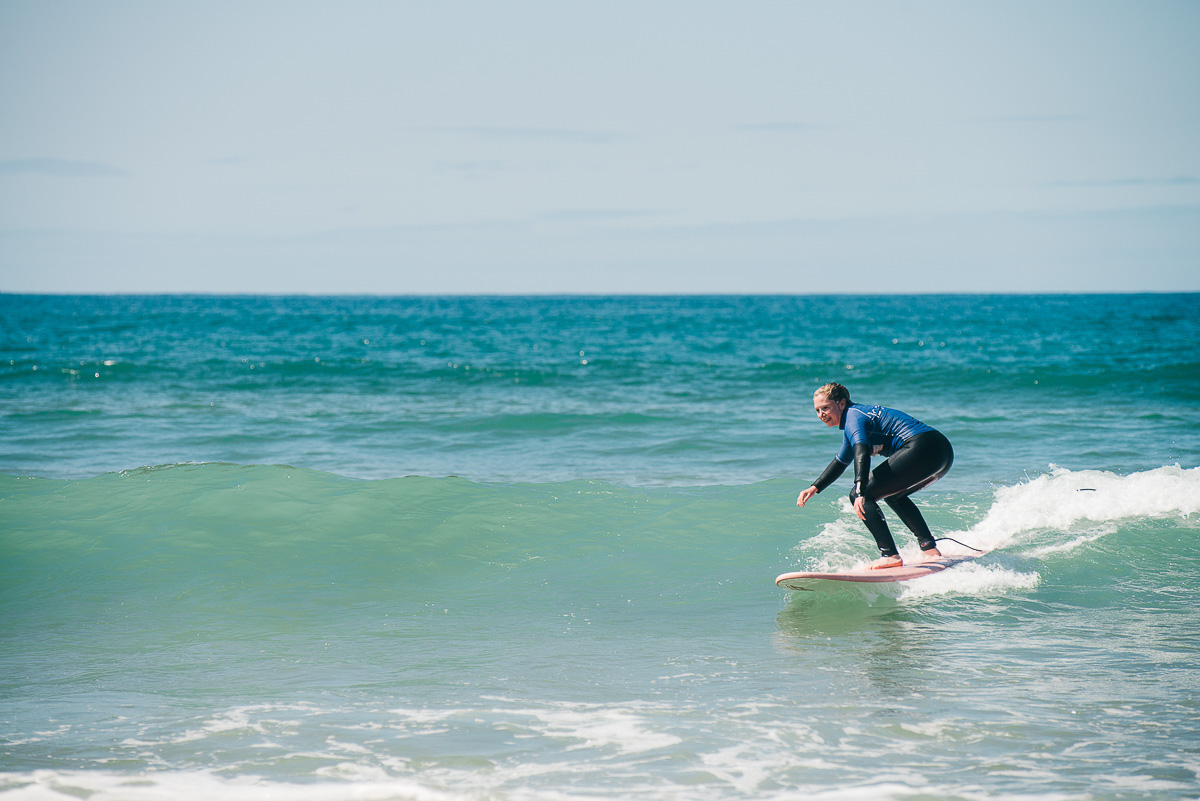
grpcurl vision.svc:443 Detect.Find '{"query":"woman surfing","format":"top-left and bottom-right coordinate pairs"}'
top-left (796, 383), bottom-right (954, 569)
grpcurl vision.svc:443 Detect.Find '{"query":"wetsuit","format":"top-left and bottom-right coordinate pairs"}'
top-left (811, 404), bottom-right (953, 558)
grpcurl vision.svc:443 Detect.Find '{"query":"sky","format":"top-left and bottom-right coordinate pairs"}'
top-left (1, 1), bottom-right (1197, 294)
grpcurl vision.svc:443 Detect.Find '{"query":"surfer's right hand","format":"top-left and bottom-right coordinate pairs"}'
top-left (796, 486), bottom-right (818, 507)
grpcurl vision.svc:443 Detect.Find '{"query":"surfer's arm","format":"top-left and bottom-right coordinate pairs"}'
top-left (839, 408), bottom-right (873, 496)
top-left (798, 458), bottom-right (848, 505)
top-left (813, 457), bottom-right (847, 492)
top-left (850, 442), bottom-right (873, 520)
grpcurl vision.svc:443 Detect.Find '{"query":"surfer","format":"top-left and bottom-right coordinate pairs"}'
top-left (796, 383), bottom-right (954, 569)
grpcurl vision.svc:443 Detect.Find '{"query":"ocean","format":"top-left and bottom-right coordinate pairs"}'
top-left (2, 293), bottom-right (1199, 801)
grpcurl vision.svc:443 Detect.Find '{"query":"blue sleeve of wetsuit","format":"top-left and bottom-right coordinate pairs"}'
top-left (833, 409), bottom-right (864, 465)
top-left (823, 408), bottom-right (870, 493)
top-left (842, 407), bottom-right (870, 449)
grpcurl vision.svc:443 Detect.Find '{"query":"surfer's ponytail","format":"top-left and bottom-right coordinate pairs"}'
top-left (815, 382), bottom-right (850, 405)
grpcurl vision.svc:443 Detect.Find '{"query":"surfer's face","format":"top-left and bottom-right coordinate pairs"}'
top-left (814, 393), bottom-right (844, 427)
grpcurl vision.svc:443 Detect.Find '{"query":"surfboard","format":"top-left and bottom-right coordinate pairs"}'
top-left (775, 555), bottom-right (980, 591)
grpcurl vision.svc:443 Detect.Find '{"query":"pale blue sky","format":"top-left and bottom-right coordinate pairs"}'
top-left (1, 1), bottom-right (1197, 294)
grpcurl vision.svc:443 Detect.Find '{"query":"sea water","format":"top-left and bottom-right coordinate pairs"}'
top-left (1, 294), bottom-right (1198, 800)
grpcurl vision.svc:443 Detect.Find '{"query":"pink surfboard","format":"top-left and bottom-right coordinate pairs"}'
top-left (775, 555), bottom-right (981, 591)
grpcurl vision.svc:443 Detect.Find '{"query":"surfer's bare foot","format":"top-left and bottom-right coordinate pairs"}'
top-left (867, 556), bottom-right (903, 570)
top-left (920, 547), bottom-right (943, 561)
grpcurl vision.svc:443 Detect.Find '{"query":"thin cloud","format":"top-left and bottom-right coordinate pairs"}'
top-left (1048, 176), bottom-right (1200, 188)
top-left (968, 115), bottom-right (1085, 124)
top-left (538, 208), bottom-right (665, 223)
top-left (436, 159), bottom-right (507, 174)
top-left (425, 126), bottom-right (623, 144)
top-left (0, 158), bottom-right (130, 177)
top-left (734, 122), bottom-right (828, 134)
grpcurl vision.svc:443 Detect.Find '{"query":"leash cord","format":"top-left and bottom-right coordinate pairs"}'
top-left (934, 536), bottom-right (986, 553)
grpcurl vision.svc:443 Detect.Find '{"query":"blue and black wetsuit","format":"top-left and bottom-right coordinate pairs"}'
top-left (811, 404), bottom-right (954, 557)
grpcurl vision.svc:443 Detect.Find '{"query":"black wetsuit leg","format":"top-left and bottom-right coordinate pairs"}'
top-left (848, 488), bottom-right (901, 557)
top-left (850, 431), bottom-right (954, 557)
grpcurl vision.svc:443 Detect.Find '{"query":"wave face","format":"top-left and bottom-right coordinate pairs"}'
top-left (5, 463), bottom-right (1198, 622)
top-left (3, 293), bottom-right (1200, 800)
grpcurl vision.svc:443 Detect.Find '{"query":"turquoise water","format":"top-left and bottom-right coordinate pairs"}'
top-left (2, 294), bottom-right (1199, 800)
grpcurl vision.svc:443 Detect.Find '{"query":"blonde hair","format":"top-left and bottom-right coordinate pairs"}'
top-left (815, 382), bottom-right (851, 405)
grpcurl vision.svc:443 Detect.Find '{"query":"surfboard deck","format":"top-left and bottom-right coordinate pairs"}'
top-left (775, 555), bottom-right (980, 591)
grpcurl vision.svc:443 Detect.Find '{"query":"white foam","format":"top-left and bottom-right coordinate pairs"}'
top-left (898, 465), bottom-right (1200, 597)
top-left (0, 768), bottom-right (1087, 801)
top-left (507, 701), bottom-right (683, 755)
top-left (120, 704), bottom-right (320, 748)
top-left (698, 744), bottom-right (776, 794)
top-left (0, 770), bottom-right (458, 801)
top-left (792, 466), bottom-right (1199, 599)
top-left (802, 465), bottom-right (1198, 560)
top-left (793, 518), bottom-right (867, 572)
top-left (965, 464), bottom-right (1200, 553)
top-left (1022, 524), bottom-right (1115, 558)
top-left (899, 561), bottom-right (1040, 600)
